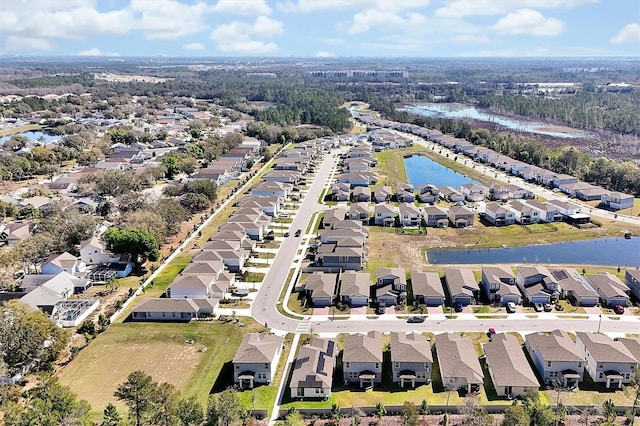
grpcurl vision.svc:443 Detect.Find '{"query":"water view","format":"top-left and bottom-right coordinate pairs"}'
top-left (404, 154), bottom-right (478, 188)
top-left (427, 237), bottom-right (640, 267)
top-left (402, 102), bottom-right (592, 139)
top-left (0, 131), bottom-right (59, 145)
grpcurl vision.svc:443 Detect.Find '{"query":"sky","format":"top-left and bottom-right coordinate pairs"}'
top-left (0, 0), bottom-right (638, 58)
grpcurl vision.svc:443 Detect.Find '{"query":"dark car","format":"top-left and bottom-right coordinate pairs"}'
top-left (283, 231), bottom-right (290, 237)
top-left (295, 229), bottom-right (302, 237)
top-left (376, 303), bottom-right (386, 315)
top-left (453, 303), bottom-right (463, 313)
top-left (555, 304), bottom-right (564, 311)
top-left (614, 305), bottom-right (625, 314)
top-left (407, 316), bottom-right (425, 323)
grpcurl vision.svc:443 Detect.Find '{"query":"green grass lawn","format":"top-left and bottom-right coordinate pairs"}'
top-left (58, 319), bottom-right (265, 421)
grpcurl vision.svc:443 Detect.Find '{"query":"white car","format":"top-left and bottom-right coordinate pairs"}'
top-left (506, 302), bottom-right (517, 313)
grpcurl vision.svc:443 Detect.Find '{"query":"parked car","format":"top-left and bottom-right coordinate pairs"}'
top-left (533, 303), bottom-right (544, 312)
top-left (506, 302), bottom-right (517, 313)
top-left (543, 303), bottom-right (553, 312)
top-left (407, 316), bottom-right (425, 323)
top-left (487, 327), bottom-right (496, 338)
top-left (614, 305), bottom-right (625, 314)
top-left (283, 231), bottom-right (290, 237)
top-left (555, 303), bottom-right (564, 311)
top-left (453, 303), bottom-right (463, 313)
top-left (295, 229), bottom-right (302, 237)
top-left (376, 303), bottom-right (386, 315)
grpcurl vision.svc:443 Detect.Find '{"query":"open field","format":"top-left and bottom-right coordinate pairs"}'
top-left (0, 123), bottom-right (42, 137)
top-left (58, 319), bottom-right (264, 420)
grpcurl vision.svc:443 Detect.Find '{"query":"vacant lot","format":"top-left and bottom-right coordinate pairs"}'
top-left (58, 320), bottom-right (264, 419)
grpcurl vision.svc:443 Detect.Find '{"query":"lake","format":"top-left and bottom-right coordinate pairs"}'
top-left (427, 237), bottom-right (640, 267)
top-left (0, 131), bottom-right (59, 145)
top-left (402, 102), bottom-right (592, 139)
top-left (404, 154), bottom-right (478, 188)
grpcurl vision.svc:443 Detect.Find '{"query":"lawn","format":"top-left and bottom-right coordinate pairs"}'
top-left (58, 319), bottom-right (265, 421)
top-left (0, 123), bottom-right (42, 137)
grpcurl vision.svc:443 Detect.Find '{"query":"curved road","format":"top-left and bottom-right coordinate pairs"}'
top-left (251, 143), bottom-right (640, 337)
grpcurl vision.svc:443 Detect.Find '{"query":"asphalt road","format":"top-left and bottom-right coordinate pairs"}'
top-left (250, 145), bottom-right (640, 337)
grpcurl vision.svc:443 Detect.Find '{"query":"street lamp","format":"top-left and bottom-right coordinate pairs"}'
top-left (597, 314), bottom-right (602, 333)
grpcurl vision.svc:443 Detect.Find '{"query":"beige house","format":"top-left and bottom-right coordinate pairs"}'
top-left (484, 333), bottom-right (539, 397)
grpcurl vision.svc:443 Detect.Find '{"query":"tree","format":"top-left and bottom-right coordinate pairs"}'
top-left (103, 227), bottom-right (160, 268)
top-left (502, 404), bottom-right (530, 426)
top-left (176, 395), bottom-right (204, 426)
top-left (523, 390), bottom-right (556, 426)
top-left (330, 403), bottom-right (343, 426)
top-left (114, 370), bottom-right (158, 426)
top-left (283, 408), bottom-right (305, 426)
top-left (459, 397), bottom-right (493, 426)
top-left (602, 399), bottom-right (616, 423)
top-left (181, 192), bottom-right (211, 213)
top-left (630, 368), bottom-right (640, 420)
top-left (0, 300), bottom-right (70, 375)
top-left (151, 382), bottom-right (180, 426)
top-left (23, 375), bottom-right (92, 426)
top-left (401, 401), bottom-right (419, 426)
top-left (374, 401), bottom-right (386, 425)
top-left (419, 400), bottom-right (429, 421)
top-left (102, 403), bottom-right (123, 426)
top-left (206, 388), bottom-right (248, 426)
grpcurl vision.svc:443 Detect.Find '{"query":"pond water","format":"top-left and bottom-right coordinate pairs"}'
top-left (427, 236), bottom-right (640, 267)
top-left (402, 103), bottom-right (592, 139)
top-left (0, 131), bottom-right (59, 145)
top-left (404, 154), bottom-right (478, 188)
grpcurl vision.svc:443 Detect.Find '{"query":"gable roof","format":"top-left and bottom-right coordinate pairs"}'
top-left (342, 331), bottom-right (383, 363)
top-left (304, 272), bottom-right (337, 299)
top-left (339, 271), bottom-right (370, 297)
top-left (436, 333), bottom-right (484, 384)
top-left (410, 271), bottom-right (444, 298)
top-left (575, 332), bottom-right (637, 363)
top-left (526, 330), bottom-right (583, 362)
top-left (233, 333), bottom-right (284, 364)
top-left (444, 268), bottom-right (478, 297)
top-left (290, 338), bottom-right (337, 389)
top-left (390, 332), bottom-right (432, 363)
top-left (484, 333), bottom-right (539, 389)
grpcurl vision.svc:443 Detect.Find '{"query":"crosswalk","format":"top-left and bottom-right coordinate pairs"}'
top-left (295, 320), bottom-right (312, 333)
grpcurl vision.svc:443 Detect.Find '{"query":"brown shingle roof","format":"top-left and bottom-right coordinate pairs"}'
top-left (233, 333), bottom-right (284, 364)
top-left (342, 331), bottom-right (382, 363)
top-left (484, 333), bottom-right (539, 389)
top-left (390, 332), bottom-right (432, 363)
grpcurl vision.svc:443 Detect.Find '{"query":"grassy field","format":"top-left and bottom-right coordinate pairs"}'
top-left (0, 123), bottom-right (42, 137)
top-left (58, 319), bottom-right (265, 421)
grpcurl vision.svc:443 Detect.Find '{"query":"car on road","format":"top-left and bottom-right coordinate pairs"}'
top-left (614, 305), bottom-right (625, 314)
top-left (407, 316), bottom-right (425, 323)
top-left (543, 303), bottom-right (553, 312)
top-left (506, 302), bottom-right (517, 313)
top-left (283, 231), bottom-right (290, 237)
top-left (487, 327), bottom-right (496, 338)
top-left (533, 303), bottom-right (544, 312)
top-left (294, 229), bottom-right (302, 237)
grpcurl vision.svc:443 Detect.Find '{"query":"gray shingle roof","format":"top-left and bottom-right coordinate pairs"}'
top-left (484, 333), bottom-right (539, 389)
top-left (436, 333), bottom-right (484, 384)
top-left (410, 271), bottom-right (444, 298)
top-left (290, 338), bottom-right (337, 389)
top-left (233, 333), bottom-right (284, 364)
top-left (525, 330), bottom-right (583, 362)
top-left (342, 331), bottom-right (382, 363)
top-left (390, 332), bottom-right (432, 363)
top-left (575, 332), bottom-right (637, 364)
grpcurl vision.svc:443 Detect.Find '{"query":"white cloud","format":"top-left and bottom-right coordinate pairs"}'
top-left (347, 10), bottom-right (427, 34)
top-left (130, 0), bottom-right (211, 40)
top-left (436, 0), bottom-right (597, 18)
top-left (211, 0), bottom-right (272, 15)
top-left (610, 23), bottom-right (640, 45)
top-left (211, 16), bottom-right (283, 54)
top-left (493, 9), bottom-right (564, 36)
top-left (278, 0), bottom-right (430, 13)
top-left (315, 50), bottom-right (336, 58)
top-left (77, 47), bottom-right (119, 56)
top-left (5, 36), bottom-right (53, 51)
top-left (453, 34), bottom-right (491, 43)
top-left (182, 43), bottom-right (206, 51)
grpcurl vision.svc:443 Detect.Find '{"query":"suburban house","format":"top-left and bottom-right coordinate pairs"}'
top-left (436, 333), bottom-right (484, 394)
top-left (447, 206), bottom-right (474, 228)
top-left (484, 333), bottom-right (539, 397)
top-left (323, 206), bottom-right (349, 229)
top-left (373, 203), bottom-right (396, 226)
top-left (79, 236), bottom-right (119, 265)
top-left (551, 268), bottom-right (599, 307)
top-left (516, 266), bottom-right (559, 304)
top-left (417, 184), bottom-right (439, 204)
top-left (376, 267), bottom-right (407, 306)
top-left (618, 338), bottom-right (640, 371)
top-left (342, 331), bottom-right (383, 388)
top-left (233, 333), bottom-right (284, 389)
top-left (399, 202), bottom-right (421, 227)
top-left (586, 273), bottom-right (630, 307)
top-left (250, 181), bottom-right (291, 199)
top-left (487, 183), bottom-right (510, 202)
top-left (352, 186), bottom-right (371, 202)
top-left (0, 221), bottom-right (31, 245)
top-left (460, 183), bottom-right (487, 202)
top-left (337, 172), bottom-right (379, 188)
top-left (373, 185), bottom-right (392, 203)
top-left (551, 173), bottom-right (579, 188)
top-left (41, 252), bottom-right (86, 276)
top-left (290, 338), bottom-right (337, 400)
top-left (601, 191), bottom-right (634, 211)
top-left (439, 186), bottom-right (464, 203)
top-left (625, 269), bottom-right (640, 301)
top-left (331, 183), bottom-right (351, 202)
top-left (509, 200), bottom-right (540, 224)
top-left (484, 203), bottom-right (516, 226)
top-left (410, 270), bottom-right (445, 306)
top-left (444, 268), bottom-right (479, 306)
top-left (526, 200), bottom-right (563, 223)
top-left (317, 246), bottom-right (364, 271)
top-left (349, 202), bottom-right (370, 223)
top-left (390, 332), bottom-right (433, 388)
top-left (546, 199), bottom-right (588, 224)
top-left (424, 206), bottom-right (449, 228)
top-left (395, 184), bottom-right (416, 203)
top-left (525, 330), bottom-right (585, 387)
top-left (574, 332), bottom-right (637, 389)
top-left (20, 272), bottom-right (89, 312)
top-left (338, 271), bottom-right (370, 307)
top-left (130, 298), bottom-right (218, 321)
top-left (302, 272), bottom-right (338, 307)
top-left (481, 266), bottom-right (520, 305)
top-left (236, 196), bottom-right (281, 217)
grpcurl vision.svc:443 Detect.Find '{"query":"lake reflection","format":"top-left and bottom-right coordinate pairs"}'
top-left (427, 237), bottom-right (640, 266)
top-left (404, 154), bottom-right (478, 188)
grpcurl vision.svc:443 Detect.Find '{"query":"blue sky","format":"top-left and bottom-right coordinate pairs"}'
top-left (0, 0), bottom-right (638, 57)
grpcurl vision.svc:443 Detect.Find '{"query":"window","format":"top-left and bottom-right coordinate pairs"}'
top-left (599, 373), bottom-right (604, 379)
top-left (296, 388), bottom-right (304, 397)
top-left (315, 388), bottom-right (322, 394)
top-left (394, 362), bottom-right (400, 369)
top-left (547, 361), bottom-right (552, 367)
top-left (424, 363), bottom-right (430, 371)
top-left (577, 363), bottom-right (582, 368)
top-left (375, 363), bottom-right (380, 369)
top-left (265, 364), bottom-right (269, 369)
